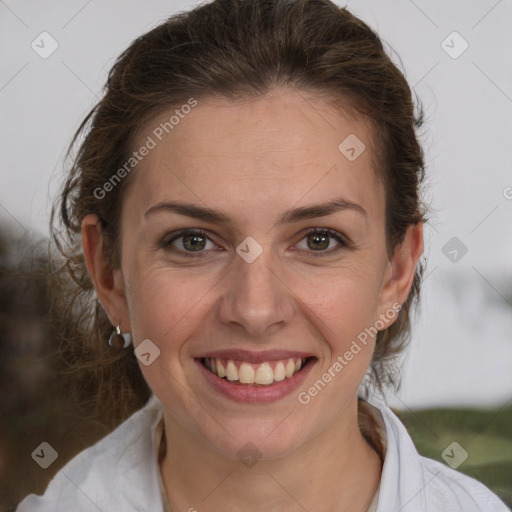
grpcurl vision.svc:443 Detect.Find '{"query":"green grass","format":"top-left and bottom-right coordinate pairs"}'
top-left (395, 405), bottom-right (512, 508)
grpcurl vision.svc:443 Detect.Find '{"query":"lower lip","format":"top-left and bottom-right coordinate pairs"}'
top-left (195, 358), bottom-right (316, 403)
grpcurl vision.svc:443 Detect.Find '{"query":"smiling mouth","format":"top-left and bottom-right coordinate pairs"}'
top-left (199, 356), bottom-right (314, 386)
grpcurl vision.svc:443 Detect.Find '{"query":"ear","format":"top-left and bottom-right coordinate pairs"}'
top-left (377, 222), bottom-right (424, 327)
top-left (81, 214), bottom-right (130, 331)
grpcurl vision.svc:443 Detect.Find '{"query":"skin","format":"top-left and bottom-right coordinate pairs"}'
top-left (82, 87), bottom-right (423, 511)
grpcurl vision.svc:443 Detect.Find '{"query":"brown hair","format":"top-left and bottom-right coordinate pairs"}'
top-left (51, 0), bottom-right (428, 428)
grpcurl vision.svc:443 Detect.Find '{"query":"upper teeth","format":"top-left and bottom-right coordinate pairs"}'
top-left (204, 357), bottom-right (306, 386)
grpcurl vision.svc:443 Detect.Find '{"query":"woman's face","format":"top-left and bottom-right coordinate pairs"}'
top-left (112, 88), bottom-right (410, 459)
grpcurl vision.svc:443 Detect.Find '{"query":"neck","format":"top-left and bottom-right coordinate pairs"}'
top-left (159, 400), bottom-right (383, 512)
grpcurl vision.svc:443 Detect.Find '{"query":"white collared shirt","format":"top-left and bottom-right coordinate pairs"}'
top-left (16, 394), bottom-right (509, 511)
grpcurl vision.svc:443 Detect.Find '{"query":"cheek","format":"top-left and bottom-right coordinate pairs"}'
top-left (123, 268), bottom-right (210, 405)
top-left (293, 276), bottom-right (381, 408)
top-left (295, 267), bottom-right (383, 342)
top-left (294, 268), bottom-right (384, 404)
top-left (125, 267), bottom-right (209, 345)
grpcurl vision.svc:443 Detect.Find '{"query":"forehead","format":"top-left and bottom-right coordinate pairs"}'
top-left (126, 89), bottom-right (384, 227)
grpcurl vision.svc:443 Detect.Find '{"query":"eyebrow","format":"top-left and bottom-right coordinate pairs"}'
top-left (144, 197), bottom-right (368, 227)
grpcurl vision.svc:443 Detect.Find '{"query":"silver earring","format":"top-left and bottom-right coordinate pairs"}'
top-left (108, 325), bottom-right (132, 350)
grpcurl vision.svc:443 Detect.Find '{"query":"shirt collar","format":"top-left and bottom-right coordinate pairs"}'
top-left (366, 394), bottom-right (428, 511)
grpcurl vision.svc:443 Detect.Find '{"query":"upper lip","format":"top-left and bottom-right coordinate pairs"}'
top-left (195, 349), bottom-right (315, 364)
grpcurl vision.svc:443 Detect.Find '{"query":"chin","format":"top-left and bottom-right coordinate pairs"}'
top-left (204, 420), bottom-right (309, 463)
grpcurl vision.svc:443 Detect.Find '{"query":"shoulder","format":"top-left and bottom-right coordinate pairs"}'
top-left (15, 395), bottom-right (164, 512)
top-left (417, 453), bottom-right (510, 512)
top-left (365, 398), bottom-right (509, 512)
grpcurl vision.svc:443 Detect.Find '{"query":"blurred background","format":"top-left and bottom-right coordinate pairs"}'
top-left (1, 0), bottom-right (511, 509)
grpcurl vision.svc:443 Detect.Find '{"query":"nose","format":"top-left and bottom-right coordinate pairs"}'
top-left (218, 247), bottom-right (295, 338)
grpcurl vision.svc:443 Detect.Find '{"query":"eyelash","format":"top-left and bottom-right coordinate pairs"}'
top-left (159, 228), bottom-right (351, 259)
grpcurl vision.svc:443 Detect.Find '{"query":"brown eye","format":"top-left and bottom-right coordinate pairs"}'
top-left (181, 233), bottom-right (207, 251)
top-left (160, 229), bottom-right (218, 257)
top-left (295, 228), bottom-right (349, 255)
top-left (306, 232), bottom-right (330, 251)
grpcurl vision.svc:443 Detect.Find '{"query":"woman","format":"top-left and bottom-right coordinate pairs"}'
top-left (16, 0), bottom-right (509, 510)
